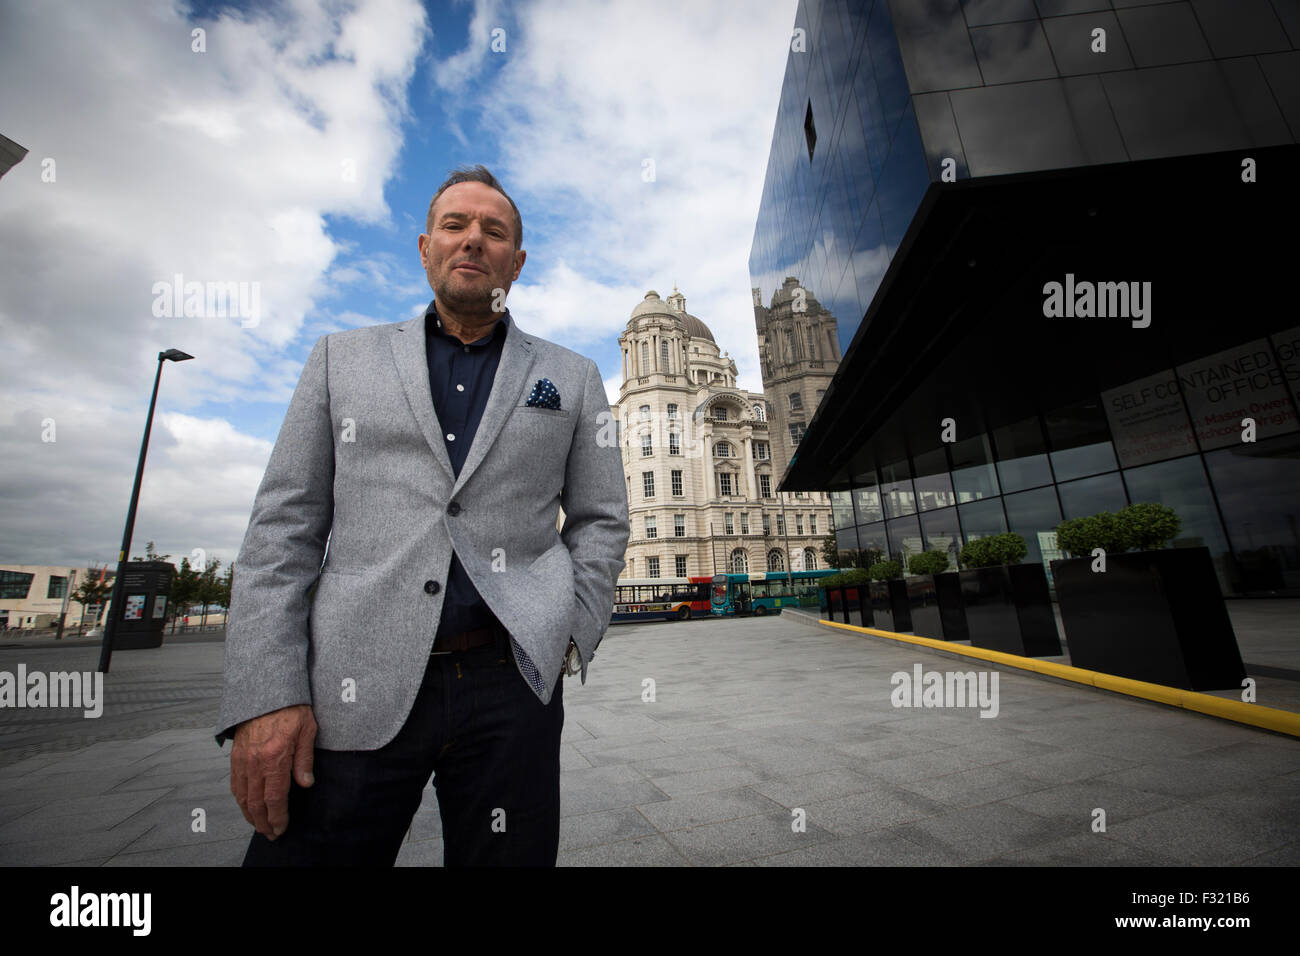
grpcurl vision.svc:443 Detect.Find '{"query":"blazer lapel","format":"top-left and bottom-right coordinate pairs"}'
top-left (391, 315), bottom-right (455, 482)
top-left (453, 315), bottom-right (536, 495)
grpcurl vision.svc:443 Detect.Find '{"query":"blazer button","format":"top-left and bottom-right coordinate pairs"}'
top-left (424, 580), bottom-right (441, 595)
top-left (447, 501), bottom-right (461, 516)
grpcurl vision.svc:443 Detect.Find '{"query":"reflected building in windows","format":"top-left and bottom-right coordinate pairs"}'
top-left (614, 288), bottom-right (832, 581)
top-left (749, 0), bottom-right (1300, 596)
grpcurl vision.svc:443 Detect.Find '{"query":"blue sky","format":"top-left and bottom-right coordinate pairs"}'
top-left (0, 0), bottom-right (796, 566)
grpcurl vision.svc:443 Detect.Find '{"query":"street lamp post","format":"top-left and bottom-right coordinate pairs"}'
top-left (97, 349), bottom-right (194, 673)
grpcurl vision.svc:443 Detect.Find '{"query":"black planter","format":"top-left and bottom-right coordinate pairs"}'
top-left (959, 563), bottom-right (1061, 657)
top-left (867, 580), bottom-right (910, 631)
top-left (1050, 546), bottom-right (1246, 691)
top-left (844, 586), bottom-right (869, 627)
top-left (905, 573), bottom-right (969, 641)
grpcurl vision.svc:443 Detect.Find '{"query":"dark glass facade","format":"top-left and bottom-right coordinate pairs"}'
top-left (750, 0), bottom-right (1300, 596)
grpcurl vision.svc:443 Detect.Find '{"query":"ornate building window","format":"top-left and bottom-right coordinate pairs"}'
top-left (674, 514), bottom-right (685, 536)
top-left (647, 556), bottom-right (660, 578)
top-left (671, 469), bottom-right (683, 496)
top-left (803, 548), bottom-right (818, 570)
top-left (729, 549), bottom-right (749, 573)
top-left (669, 432), bottom-right (680, 455)
top-left (789, 393), bottom-right (803, 412)
top-left (719, 472), bottom-right (734, 496)
top-left (645, 515), bottom-right (657, 539)
top-left (715, 441), bottom-right (732, 458)
top-left (740, 513), bottom-right (749, 534)
top-left (642, 471), bottom-right (655, 497)
top-left (639, 404), bottom-right (651, 422)
top-left (667, 403), bottom-right (678, 419)
top-left (641, 434), bottom-right (653, 457)
top-left (724, 513), bottom-right (734, 534)
top-left (767, 548), bottom-right (784, 571)
top-left (675, 555), bottom-right (687, 576)
top-left (754, 403), bottom-right (766, 421)
top-left (758, 475), bottom-right (772, 497)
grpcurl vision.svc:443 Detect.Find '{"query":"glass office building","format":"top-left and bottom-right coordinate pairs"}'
top-left (750, 0), bottom-right (1300, 596)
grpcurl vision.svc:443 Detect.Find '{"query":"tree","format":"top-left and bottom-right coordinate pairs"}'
top-left (71, 570), bottom-right (113, 633)
top-left (132, 540), bottom-right (172, 563)
top-left (195, 557), bottom-right (222, 627)
top-left (820, 533), bottom-right (839, 569)
top-left (169, 558), bottom-right (200, 632)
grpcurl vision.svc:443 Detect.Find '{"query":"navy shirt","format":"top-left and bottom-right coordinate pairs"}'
top-left (424, 299), bottom-right (510, 640)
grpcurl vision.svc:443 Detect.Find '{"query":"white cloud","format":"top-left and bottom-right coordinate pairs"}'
top-left (0, 0), bottom-right (427, 564)
top-left (435, 0), bottom-right (797, 389)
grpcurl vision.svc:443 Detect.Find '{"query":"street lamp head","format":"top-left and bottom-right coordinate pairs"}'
top-left (160, 349), bottom-right (194, 362)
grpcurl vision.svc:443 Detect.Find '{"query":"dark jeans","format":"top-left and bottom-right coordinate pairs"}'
top-left (242, 631), bottom-right (563, 866)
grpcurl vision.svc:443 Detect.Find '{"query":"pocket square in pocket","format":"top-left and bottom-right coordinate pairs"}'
top-left (525, 377), bottom-right (562, 410)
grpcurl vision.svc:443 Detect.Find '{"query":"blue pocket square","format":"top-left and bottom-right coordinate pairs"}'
top-left (525, 377), bottom-right (562, 410)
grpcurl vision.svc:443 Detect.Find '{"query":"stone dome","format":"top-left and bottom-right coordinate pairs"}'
top-left (628, 290), bottom-right (716, 343)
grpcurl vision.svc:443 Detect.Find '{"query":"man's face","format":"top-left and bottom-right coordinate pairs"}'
top-left (419, 181), bottom-right (525, 316)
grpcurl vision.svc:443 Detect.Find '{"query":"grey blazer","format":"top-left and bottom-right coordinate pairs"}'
top-left (214, 313), bottom-right (630, 750)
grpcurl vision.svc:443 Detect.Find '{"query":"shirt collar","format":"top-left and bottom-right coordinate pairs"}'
top-left (424, 299), bottom-right (511, 347)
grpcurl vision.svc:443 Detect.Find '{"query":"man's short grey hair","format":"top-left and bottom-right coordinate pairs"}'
top-left (426, 165), bottom-right (523, 250)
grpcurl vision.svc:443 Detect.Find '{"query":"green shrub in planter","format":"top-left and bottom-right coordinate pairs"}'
top-left (820, 573), bottom-right (845, 589)
top-left (1054, 512), bottom-right (1133, 557)
top-left (1116, 502), bottom-right (1180, 550)
top-left (907, 550), bottom-right (950, 575)
top-left (868, 559), bottom-right (903, 581)
top-left (842, 567), bottom-right (871, 586)
top-left (960, 533), bottom-right (1028, 569)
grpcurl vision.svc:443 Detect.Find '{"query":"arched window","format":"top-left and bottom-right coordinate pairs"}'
top-left (640, 341), bottom-right (649, 372)
top-left (803, 548), bottom-right (818, 570)
top-left (639, 405), bottom-right (651, 422)
top-left (753, 403), bottom-right (766, 421)
top-left (729, 549), bottom-right (749, 573)
top-left (660, 340), bottom-right (669, 370)
top-left (767, 549), bottom-right (785, 572)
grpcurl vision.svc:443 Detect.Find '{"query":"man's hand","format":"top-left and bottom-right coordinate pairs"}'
top-left (230, 704), bottom-right (317, 841)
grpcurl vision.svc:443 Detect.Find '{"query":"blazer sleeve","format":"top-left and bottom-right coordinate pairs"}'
top-left (214, 334), bottom-right (335, 745)
top-left (560, 358), bottom-right (630, 678)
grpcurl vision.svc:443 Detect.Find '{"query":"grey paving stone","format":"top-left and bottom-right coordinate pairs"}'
top-left (634, 787), bottom-right (786, 832)
top-left (895, 764), bottom-right (1053, 810)
top-left (631, 749), bottom-right (746, 776)
top-left (660, 811), bottom-right (837, 866)
top-left (749, 768), bottom-right (881, 808)
top-left (0, 788), bottom-right (172, 844)
top-left (643, 765), bottom-right (767, 798)
top-left (992, 750), bottom-right (1141, 784)
top-left (799, 784), bottom-right (949, 836)
top-left (104, 837), bottom-right (248, 866)
top-left (560, 806), bottom-right (659, 850)
top-left (1104, 802), bottom-right (1296, 864)
top-left (890, 802), bottom-right (1069, 861)
top-left (0, 818), bottom-right (155, 865)
top-left (833, 826), bottom-right (972, 865)
top-left (559, 779), bottom-right (670, 817)
top-left (987, 833), bottom-right (1186, 866)
top-left (558, 833), bottom-right (687, 866)
top-left (1238, 841), bottom-right (1300, 865)
top-left (996, 778), bottom-right (1184, 829)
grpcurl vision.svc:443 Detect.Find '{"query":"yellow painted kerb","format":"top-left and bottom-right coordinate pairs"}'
top-left (819, 618), bottom-right (1300, 739)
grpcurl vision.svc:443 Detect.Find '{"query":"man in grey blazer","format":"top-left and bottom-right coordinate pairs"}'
top-left (216, 165), bottom-right (630, 866)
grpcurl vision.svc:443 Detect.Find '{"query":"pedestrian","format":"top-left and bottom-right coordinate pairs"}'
top-left (216, 165), bottom-right (629, 866)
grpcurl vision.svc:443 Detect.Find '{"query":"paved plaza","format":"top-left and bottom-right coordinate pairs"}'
top-left (0, 609), bottom-right (1297, 866)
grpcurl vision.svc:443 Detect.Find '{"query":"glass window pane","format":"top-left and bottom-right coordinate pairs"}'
top-left (855, 521), bottom-right (888, 565)
top-left (1123, 454), bottom-right (1234, 594)
top-left (1057, 472), bottom-right (1127, 519)
top-left (1116, 3), bottom-right (1212, 67)
top-left (1100, 369), bottom-right (1199, 467)
top-left (1176, 338), bottom-right (1299, 451)
top-left (920, 507), bottom-right (961, 569)
top-left (1192, 0), bottom-right (1290, 58)
top-left (1100, 62), bottom-right (1249, 161)
top-left (970, 21), bottom-right (1057, 86)
top-left (994, 417), bottom-right (1054, 493)
top-left (879, 460), bottom-right (916, 518)
top-left (949, 432), bottom-right (999, 502)
top-left (949, 79), bottom-right (1087, 176)
top-left (1002, 487), bottom-right (1063, 567)
top-left (1045, 399), bottom-right (1119, 481)
top-left (887, 514), bottom-right (924, 568)
top-left (831, 490), bottom-right (856, 529)
top-left (1203, 433), bottom-right (1300, 594)
top-left (959, 497), bottom-right (1007, 542)
top-left (914, 446), bottom-right (956, 511)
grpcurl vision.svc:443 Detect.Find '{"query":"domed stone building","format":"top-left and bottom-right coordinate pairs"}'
top-left (614, 287), bottom-right (832, 581)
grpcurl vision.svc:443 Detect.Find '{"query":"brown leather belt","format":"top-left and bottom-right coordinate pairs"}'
top-left (430, 624), bottom-right (501, 655)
